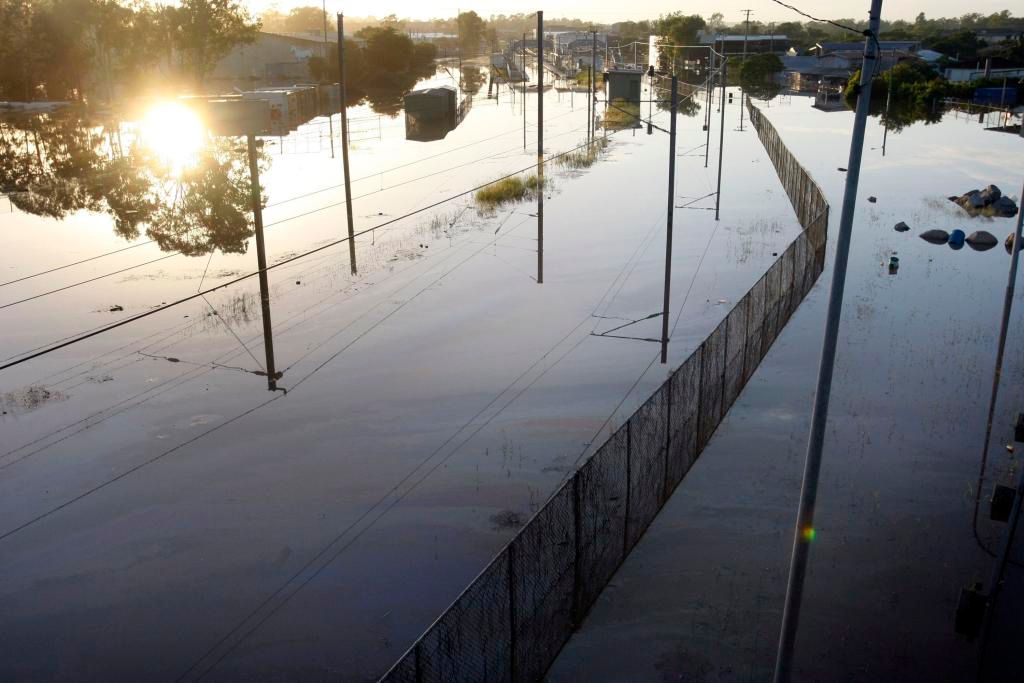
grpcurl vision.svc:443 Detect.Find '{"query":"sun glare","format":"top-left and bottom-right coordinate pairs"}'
top-left (140, 101), bottom-right (207, 175)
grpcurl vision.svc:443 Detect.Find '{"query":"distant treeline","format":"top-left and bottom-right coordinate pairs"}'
top-left (0, 0), bottom-right (262, 101)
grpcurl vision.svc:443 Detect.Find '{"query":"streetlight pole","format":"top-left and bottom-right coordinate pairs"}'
top-left (772, 3), bottom-right (884, 681)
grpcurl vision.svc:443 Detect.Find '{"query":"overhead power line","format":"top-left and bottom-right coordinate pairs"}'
top-left (0, 134), bottom-right (619, 374)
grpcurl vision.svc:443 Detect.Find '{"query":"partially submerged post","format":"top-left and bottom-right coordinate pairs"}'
top-left (715, 59), bottom-right (727, 220)
top-left (660, 74), bottom-right (679, 364)
top-left (523, 32), bottom-right (527, 150)
top-left (247, 133), bottom-right (279, 391)
top-left (591, 31), bottom-right (598, 142)
top-left (705, 48), bottom-right (715, 168)
top-left (537, 10), bottom-right (544, 284)
top-left (205, 97), bottom-right (279, 391)
top-left (337, 13), bottom-right (357, 275)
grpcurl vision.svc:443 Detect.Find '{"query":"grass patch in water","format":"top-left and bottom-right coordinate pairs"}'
top-left (602, 99), bottom-right (641, 130)
top-left (475, 174), bottom-right (542, 207)
top-left (556, 138), bottom-right (608, 170)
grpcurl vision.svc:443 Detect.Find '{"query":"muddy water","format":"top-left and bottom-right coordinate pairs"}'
top-left (2, 77), bottom-right (805, 679)
top-left (549, 96), bottom-right (1024, 681)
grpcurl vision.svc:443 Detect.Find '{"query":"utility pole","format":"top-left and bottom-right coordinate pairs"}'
top-left (772, 2), bottom-right (883, 681)
top-left (882, 51), bottom-right (893, 156)
top-left (523, 32), bottom-right (527, 150)
top-left (660, 74), bottom-right (679, 364)
top-left (537, 10), bottom-right (544, 285)
top-left (715, 59), bottom-right (727, 220)
top-left (591, 31), bottom-right (598, 143)
top-left (246, 134), bottom-right (278, 391)
top-left (704, 48), bottom-right (715, 168)
top-left (740, 9), bottom-right (752, 131)
top-left (337, 13), bottom-right (356, 275)
top-left (322, 0), bottom-right (334, 159)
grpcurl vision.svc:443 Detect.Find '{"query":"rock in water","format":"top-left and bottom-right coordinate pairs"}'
top-left (894, 221), bottom-right (910, 232)
top-left (949, 229), bottom-right (966, 248)
top-left (1006, 233), bottom-right (1018, 254)
top-left (992, 196), bottom-right (1019, 218)
top-left (920, 229), bottom-right (950, 244)
top-left (981, 185), bottom-right (1002, 204)
top-left (868, 196), bottom-right (877, 203)
top-left (966, 231), bottom-right (998, 250)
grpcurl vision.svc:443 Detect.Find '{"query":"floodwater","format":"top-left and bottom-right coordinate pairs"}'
top-left (4, 66), bottom-right (818, 680)
top-left (549, 96), bottom-right (1024, 681)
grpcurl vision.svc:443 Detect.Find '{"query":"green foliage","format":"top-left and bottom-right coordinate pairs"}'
top-left (457, 11), bottom-right (485, 57)
top-left (0, 0), bottom-right (259, 99)
top-left (168, 0), bottom-right (260, 85)
top-left (556, 138), bottom-right (608, 169)
top-left (740, 54), bottom-right (783, 84)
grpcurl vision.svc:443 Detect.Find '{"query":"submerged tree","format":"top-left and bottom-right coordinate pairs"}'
top-left (1, 112), bottom-right (264, 256)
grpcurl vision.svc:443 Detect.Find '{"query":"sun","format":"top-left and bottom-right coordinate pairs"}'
top-left (139, 101), bottom-right (207, 175)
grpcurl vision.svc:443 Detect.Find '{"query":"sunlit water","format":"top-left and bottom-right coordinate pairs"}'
top-left (2, 71), bottom-right (855, 679)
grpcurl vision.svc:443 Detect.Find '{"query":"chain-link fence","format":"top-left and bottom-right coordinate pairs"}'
top-left (379, 101), bottom-right (828, 683)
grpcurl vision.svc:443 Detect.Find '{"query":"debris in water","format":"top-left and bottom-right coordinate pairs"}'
top-left (838, 167), bottom-right (847, 172)
top-left (920, 229), bottom-right (950, 244)
top-left (3, 385), bottom-right (67, 413)
top-left (295, 280), bottom-right (301, 285)
top-left (951, 185), bottom-right (1019, 218)
top-left (868, 196), bottom-right (877, 203)
top-left (490, 510), bottom-right (525, 530)
top-left (109, 305), bottom-right (123, 312)
top-left (894, 221), bottom-right (910, 232)
top-left (966, 230), bottom-right (998, 251)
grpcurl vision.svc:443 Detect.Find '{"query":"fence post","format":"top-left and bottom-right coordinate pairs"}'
top-left (572, 473), bottom-right (583, 625)
top-left (507, 542), bottom-right (517, 682)
top-left (663, 379), bottom-right (672, 502)
top-left (623, 420), bottom-right (632, 554)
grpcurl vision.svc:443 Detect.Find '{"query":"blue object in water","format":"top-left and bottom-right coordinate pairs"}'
top-left (949, 229), bottom-right (966, 248)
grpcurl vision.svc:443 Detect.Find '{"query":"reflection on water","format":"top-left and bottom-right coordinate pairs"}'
top-left (1, 109), bottom-right (265, 257)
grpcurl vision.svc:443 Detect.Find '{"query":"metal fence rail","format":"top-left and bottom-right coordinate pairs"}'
top-left (379, 100), bottom-right (828, 683)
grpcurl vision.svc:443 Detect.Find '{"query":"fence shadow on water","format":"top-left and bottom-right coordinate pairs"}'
top-left (379, 100), bottom-right (829, 682)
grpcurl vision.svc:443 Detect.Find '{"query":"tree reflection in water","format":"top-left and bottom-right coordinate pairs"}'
top-left (0, 109), bottom-right (266, 257)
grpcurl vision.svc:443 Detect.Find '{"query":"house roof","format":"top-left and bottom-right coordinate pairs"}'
top-left (816, 40), bottom-right (919, 53)
top-left (699, 33), bottom-right (788, 44)
top-left (917, 49), bottom-right (945, 62)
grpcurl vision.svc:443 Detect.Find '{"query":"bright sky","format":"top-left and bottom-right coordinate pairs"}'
top-left (250, 0), bottom-right (1014, 24)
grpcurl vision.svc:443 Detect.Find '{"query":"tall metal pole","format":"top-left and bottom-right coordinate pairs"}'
top-left (660, 74), bottom-right (678, 364)
top-left (715, 59), bottom-right (727, 220)
top-left (586, 52), bottom-right (592, 141)
top-left (705, 48), bottom-right (714, 168)
top-left (246, 134), bottom-right (278, 392)
top-left (882, 52), bottom-right (893, 156)
top-left (740, 9), bottom-right (752, 131)
top-left (537, 10), bottom-right (544, 285)
top-left (337, 13), bottom-right (356, 275)
top-left (772, 3), bottom-right (883, 681)
top-left (591, 31), bottom-right (598, 142)
top-left (322, 0), bottom-right (334, 159)
top-left (523, 32), bottom-right (527, 150)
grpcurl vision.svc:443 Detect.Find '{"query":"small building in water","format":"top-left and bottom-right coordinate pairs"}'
top-left (604, 69), bottom-right (643, 104)
top-left (404, 86), bottom-right (459, 141)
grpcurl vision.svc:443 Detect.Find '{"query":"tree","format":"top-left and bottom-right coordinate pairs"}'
top-left (740, 53), bottom-right (783, 84)
top-left (166, 0), bottom-right (260, 86)
top-left (457, 11), bottom-right (485, 56)
top-left (282, 6), bottom-right (324, 33)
